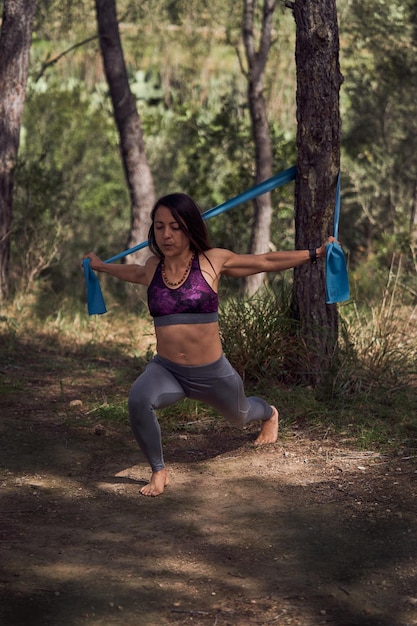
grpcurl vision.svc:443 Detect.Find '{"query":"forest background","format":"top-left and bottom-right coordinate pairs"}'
top-left (1, 0), bottom-right (417, 448)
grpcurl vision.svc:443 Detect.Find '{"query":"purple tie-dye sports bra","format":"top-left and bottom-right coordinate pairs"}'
top-left (147, 253), bottom-right (219, 327)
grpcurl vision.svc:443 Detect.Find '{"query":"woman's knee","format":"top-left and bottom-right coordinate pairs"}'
top-left (225, 410), bottom-right (248, 429)
top-left (128, 378), bottom-right (153, 420)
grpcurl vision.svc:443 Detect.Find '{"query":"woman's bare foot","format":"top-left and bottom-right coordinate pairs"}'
top-left (140, 468), bottom-right (169, 497)
top-left (254, 406), bottom-right (279, 445)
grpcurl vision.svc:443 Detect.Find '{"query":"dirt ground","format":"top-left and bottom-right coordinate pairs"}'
top-left (1, 335), bottom-right (417, 626)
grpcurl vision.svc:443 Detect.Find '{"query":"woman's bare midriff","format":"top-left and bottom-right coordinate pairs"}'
top-left (154, 322), bottom-right (223, 365)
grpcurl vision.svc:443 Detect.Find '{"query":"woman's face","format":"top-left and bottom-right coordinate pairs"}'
top-left (153, 205), bottom-right (190, 257)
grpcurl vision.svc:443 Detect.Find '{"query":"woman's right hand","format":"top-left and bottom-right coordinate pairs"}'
top-left (82, 252), bottom-right (104, 271)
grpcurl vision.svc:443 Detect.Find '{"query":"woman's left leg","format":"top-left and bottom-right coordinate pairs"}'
top-left (171, 354), bottom-right (274, 428)
top-left (193, 355), bottom-right (278, 443)
top-left (152, 354), bottom-right (278, 445)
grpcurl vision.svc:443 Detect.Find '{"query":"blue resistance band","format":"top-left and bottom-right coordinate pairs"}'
top-left (102, 165), bottom-right (296, 265)
top-left (325, 173), bottom-right (350, 304)
top-left (83, 166), bottom-right (296, 315)
top-left (83, 165), bottom-right (349, 314)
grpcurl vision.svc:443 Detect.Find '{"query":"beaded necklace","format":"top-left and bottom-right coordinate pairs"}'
top-left (161, 252), bottom-right (195, 287)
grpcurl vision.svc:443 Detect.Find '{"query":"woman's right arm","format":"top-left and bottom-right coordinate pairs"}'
top-left (83, 252), bottom-right (157, 286)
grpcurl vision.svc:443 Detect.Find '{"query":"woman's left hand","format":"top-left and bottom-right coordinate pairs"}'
top-left (317, 236), bottom-right (338, 260)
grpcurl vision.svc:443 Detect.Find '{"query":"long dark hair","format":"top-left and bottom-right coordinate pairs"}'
top-left (148, 193), bottom-right (212, 257)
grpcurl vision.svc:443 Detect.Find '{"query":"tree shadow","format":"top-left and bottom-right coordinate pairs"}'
top-left (1, 332), bottom-right (417, 626)
top-left (1, 417), bottom-right (416, 626)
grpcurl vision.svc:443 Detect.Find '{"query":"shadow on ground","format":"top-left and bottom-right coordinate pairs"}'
top-left (1, 332), bottom-right (417, 625)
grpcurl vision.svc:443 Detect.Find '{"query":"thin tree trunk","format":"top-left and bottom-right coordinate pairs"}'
top-left (95, 0), bottom-right (155, 265)
top-left (242, 0), bottom-right (277, 296)
top-left (411, 179), bottom-right (417, 270)
top-left (0, 0), bottom-right (36, 302)
top-left (291, 0), bottom-right (343, 385)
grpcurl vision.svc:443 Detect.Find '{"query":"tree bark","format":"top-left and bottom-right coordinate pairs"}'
top-left (411, 179), bottom-right (417, 269)
top-left (242, 0), bottom-right (277, 296)
top-left (291, 0), bottom-right (343, 385)
top-left (95, 0), bottom-right (155, 265)
top-left (0, 0), bottom-right (36, 302)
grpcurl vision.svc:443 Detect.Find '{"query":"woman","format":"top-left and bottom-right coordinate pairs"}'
top-left (83, 193), bottom-right (335, 497)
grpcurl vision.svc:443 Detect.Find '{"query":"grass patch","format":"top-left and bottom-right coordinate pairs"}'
top-left (0, 378), bottom-right (23, 397)
top-left (88, 399), bottom-right (129, 424)
top-left (1, 268), bottom-right (416, 453)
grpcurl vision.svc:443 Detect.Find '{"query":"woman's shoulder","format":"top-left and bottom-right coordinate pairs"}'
top-left (204, 247), bottom-right (234, 262)
top-left (144, 254), bottom-right (161, 283)
top-left (145, 254), bottom-right (160, 268)
top-left (201, 248), bottom-right (236, 275)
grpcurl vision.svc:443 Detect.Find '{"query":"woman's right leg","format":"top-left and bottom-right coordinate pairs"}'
top-left (128, 360), bottom-right (186, 472)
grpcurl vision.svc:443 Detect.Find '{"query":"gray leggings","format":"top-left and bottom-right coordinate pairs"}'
top-left (128, 353), bottom-right (273, 472)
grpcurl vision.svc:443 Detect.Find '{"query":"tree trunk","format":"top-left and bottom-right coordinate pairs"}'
top-left (291, 0), bottom-right (343, 385)
top-left (411, 179), bottom-right (417, 270)
top-left (0, 0), bottom-right (36, 302)
top-left (242, 0), bottom-right (277, 296)
top-left (95, 0), bottom-right (155, 265)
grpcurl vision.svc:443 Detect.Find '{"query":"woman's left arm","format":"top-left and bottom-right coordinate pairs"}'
top-left (214, 237), bottom-right (337, 278)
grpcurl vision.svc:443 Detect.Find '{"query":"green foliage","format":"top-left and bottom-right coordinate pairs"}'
top-left (7, 0), bottom-right (417, 334)
top-left (313, 258), bottom-right (417, 450)
top-left (217, 259), bottom-right (417, 449)
top-left (341, 0), bottom-right (417, 269)
top-left (5, 0), bottom-right (293, 308)
top-left (140, 79), bottom-right (296, 257)
top-left (2, 271), bottom-right (416, 452)
top-left (13, 78), bottom-right (129, 300)
top-left (35, 0), bottom-right (93, 35)
top-left (9, 2), bottom-right (298, 307)
top-left (219, 278), bottom-right (302, 383)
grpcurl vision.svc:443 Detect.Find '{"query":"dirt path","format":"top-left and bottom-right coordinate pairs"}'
top-left (1, 409), bottom-right (417, 626)
top-left (1, 336), bottom-right (417, 625)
